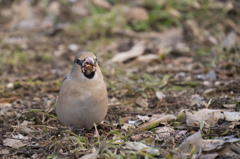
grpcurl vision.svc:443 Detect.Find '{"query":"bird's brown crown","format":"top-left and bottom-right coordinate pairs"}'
top-left (75, 51), bottom-right (96, 61)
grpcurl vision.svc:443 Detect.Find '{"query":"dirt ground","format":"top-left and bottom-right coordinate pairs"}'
top-left (0, 0), bottom-right (240, 158)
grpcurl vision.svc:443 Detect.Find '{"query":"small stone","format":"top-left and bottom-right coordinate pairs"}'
top-left (204, 88), bottom-right (217, 96)
top-left (48, 1), bottom-right (60, 16)
top-left (21, 127), bottom-right (34, 133)
top-left (21, 120), bottom-right (34, 126)
top-left (205, 35), bottom-right (218, 46)
top-left (155, 91), bottom-right (166, 102)
top-left (183, 20), bottom-right (200, 42)
top-left (109, 97), bottom-right (119, 103)
top-left (92, 0), bottom-right (112, 10)
top-left (223, 104), bottom-right (236, 108)
top-left (127, 7), bottom-right (149, 22)
top-left (196, 74), bottom-right (204, 80)
top-left (6, 83), bottom-right (14, 89)
top-left (45, 100), bottom-right (53, 108)
top-left (214, 81), bottom-right (222, 86)
top-left (136, 98), bottom-right (149, 107)
top-left (31, 154), bottom-right (38, 159)
top-left (205, 70), bottom-right (217, 81)
top-left (33, 97), bottom-right (41, 102)
top-left (71, 1), bottom-right (90, 17)
top-left (68, 44), bottom-right (79, 52)
top-left (169, 8), bottom-right (181, 18)
top-left (222, 31), bottom-right (236, 49)
top-left (203, 81), bottom-right (213, 87)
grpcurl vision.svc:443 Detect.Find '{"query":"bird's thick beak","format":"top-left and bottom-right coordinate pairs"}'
top-left (83, 57), bottom-right (95, 66)
top-left (81, 57), bottom-right (96, 75)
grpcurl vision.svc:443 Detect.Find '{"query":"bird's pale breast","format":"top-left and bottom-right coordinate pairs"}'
top-left (56, 78), bottom-right (108, 129)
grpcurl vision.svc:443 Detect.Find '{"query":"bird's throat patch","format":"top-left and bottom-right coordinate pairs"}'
top-left (82, 63), bottom-right (96, 79)
top-left (83, 71), bottom-right (95, 79)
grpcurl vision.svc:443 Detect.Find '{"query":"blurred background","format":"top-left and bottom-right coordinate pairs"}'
top-left (0, 0), bottom-right (239, 79)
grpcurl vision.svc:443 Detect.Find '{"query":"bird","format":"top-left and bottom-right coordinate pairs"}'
top-left (56, 51), bottom-right (108, 130)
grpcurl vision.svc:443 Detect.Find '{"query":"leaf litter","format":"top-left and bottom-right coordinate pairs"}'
top-left (0, 0), bottom-right (240, 158)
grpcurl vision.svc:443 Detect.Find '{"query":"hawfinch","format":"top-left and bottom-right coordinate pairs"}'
top-left (56, 51), bottom-right (108, 129)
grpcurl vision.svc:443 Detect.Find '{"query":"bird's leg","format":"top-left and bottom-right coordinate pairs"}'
top-left (64, 126), bottom-right (74, 137)
top-left (68, 126), bottom-right (74, 132)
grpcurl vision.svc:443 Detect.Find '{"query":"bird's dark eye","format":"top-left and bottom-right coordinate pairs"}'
top-left (76, 59), bottom-right (82, 65)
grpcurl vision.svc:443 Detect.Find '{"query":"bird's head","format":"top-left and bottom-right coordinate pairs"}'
top-left (69, 51), bottom-right (102, 80)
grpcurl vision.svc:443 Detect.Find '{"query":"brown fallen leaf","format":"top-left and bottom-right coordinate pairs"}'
top-left (110, 41), bottom-right (146, 63)
top-left (172, 57), bottom-right (193, 65)
top-left (41, 87), bottom-right (60, 93)
top-left (0, 96), bottom-right (20, 104)
top-left (136, 98), bottom-right (148, 107)
top-left (128, 54), bottom-right (159, 65)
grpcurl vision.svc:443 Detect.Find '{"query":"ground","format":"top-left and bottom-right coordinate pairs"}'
top-left (0, 0), bottom-right (240, 158)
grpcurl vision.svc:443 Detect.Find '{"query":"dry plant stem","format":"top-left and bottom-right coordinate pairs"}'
top-left (22, 127), bottom-right (42, 140)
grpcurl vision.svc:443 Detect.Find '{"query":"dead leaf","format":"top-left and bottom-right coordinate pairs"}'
top-left (3, 134), bottom-right (29, 148)
top-left (0, 103), bottom-right (12, 114)
top-left (0, 149), bottom-right (9, 155)
top-left (130, 134), bottom-right (142, 141)
top-left (203, 88), bottom-right (217, 96)
top-left (177, 130), bottom-right (202, 154)
top-left (0, 96), bottom-right (20, 104)
top-left (136, 98), bottom-right (149, 107)
top-left (202, 136), bottom-right (240, 151)
top-left (222, 31), bottom-right (236, 49)
top-left (190, 94), bottom-right (206, 107)
top-left (199, 153), bottom-right (219, 159)
top-left (155, 126), bottom-right (174, 138)
top-left (80, 151), bottom-right (99, 159)
top-left (121, 123), bottom-right (134, 131)
top-left (112, 134), bottom-right (123, 142)
top-left (186, 111), bottom-right (206, 127)
top-left (186, 109), bottom-right (224, 127)
top-left (110, 41), bottom-right (146, 63)
top-left (137, 115), bottom-right (150, 122)
top-left (80, 138), bottom-right (107, 159)
top-left (217, 146), bottom-right (240, 158)
top-left (202, 139), bottom-right (223, 151)
top-left (223, 104), bottom-right (236, 108)
top-left (128, 54), bottom-right (159, 65)
top-left (125, 142), bottom-right (159, 153)
top-left (224, 112), bottom-right (240, 121)
top-left (172, 57), bottom-right (193, 65)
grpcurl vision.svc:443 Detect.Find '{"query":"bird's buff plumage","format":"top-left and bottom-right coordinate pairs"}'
top-left (56, 51), bottom-right (108, 129)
